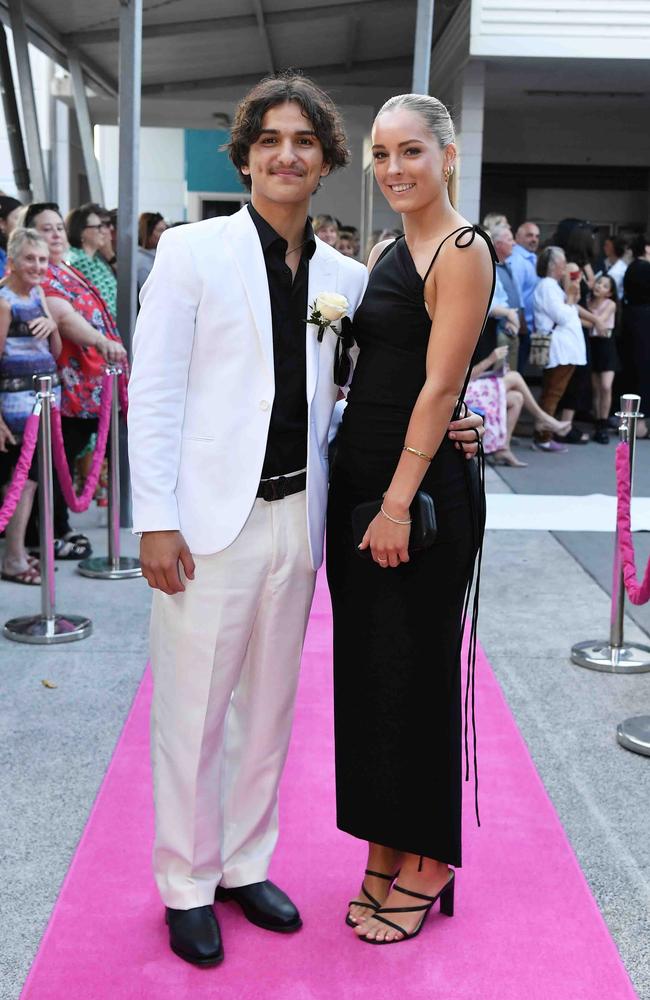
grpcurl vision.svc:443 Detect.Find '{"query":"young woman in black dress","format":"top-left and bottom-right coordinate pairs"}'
top-left (327, 94), bottom-right (496, 945)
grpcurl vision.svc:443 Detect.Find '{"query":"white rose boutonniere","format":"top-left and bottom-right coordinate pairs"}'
top-left (308, 292), bottom-right (349, 342)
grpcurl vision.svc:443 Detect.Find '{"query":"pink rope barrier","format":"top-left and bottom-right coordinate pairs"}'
top-left (118, 371), bottom-right (129, 419)
top-left (0, 412), bottom-right (40, 532)
top-left (51, 373), bottom-right (113, 514)
top-left (615, 441), bottom-right (650, 606)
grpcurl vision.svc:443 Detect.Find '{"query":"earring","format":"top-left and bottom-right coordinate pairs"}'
top-left (443, 165), bottom-right (454, 182)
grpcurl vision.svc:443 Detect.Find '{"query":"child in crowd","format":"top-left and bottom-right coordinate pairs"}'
top-left (584, 274), bottom-right (618, 443)
top-left (312, 214), bottom-right (339, 247)
top-left (0, 228), bottom-right (61, 584)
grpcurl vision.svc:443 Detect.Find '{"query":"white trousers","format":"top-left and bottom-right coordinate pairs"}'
top-left (149, 490), bottom-right (316, 909)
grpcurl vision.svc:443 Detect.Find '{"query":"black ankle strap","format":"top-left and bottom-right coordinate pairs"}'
top-left (393, 883), bottom-right (438, 903)
top-left (365, 869), bottom-right (398, 881)
top-left (393, 872), bottom-right (453, 904)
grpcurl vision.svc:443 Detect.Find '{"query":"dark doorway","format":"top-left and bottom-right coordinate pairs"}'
top-left (201, 200), bottom-right (241, 220)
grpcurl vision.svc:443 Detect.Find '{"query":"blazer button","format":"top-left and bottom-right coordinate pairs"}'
top-left (259, 400), bottom-right (270, 411)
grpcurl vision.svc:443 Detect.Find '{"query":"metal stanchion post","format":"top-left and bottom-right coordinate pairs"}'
top-left (617, 715), bottom-right (650, 757)
top-left (571, 393), bottom-right (650, 673)
top-left (78, 367), bottom-right (141, 580)
top-left (4, 376), bottom-right (92, 643)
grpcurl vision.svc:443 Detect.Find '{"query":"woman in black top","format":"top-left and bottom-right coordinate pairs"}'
top-left (327, 94), bottom-right (495, 945)
top-left (622, 233), bottom-right (650, 438)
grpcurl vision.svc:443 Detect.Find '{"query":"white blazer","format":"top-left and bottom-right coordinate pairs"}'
top-left (128, 205), bottom-right (368, 569)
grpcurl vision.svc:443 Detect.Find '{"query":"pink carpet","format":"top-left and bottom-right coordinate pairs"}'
top-left (21, 572), bottom-right (637, 1000)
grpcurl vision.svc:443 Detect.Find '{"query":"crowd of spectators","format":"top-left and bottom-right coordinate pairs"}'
top-left (472, 213), bottom-right (650, 464)
top-left (0, 197), bottom-right (164, 584)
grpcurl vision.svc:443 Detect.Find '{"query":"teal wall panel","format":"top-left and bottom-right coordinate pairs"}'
top-left (185, 129), bottom-right (245, 193)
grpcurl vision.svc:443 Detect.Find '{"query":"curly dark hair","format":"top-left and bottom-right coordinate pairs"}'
top-left (227, 71), bottom-right (349, 191)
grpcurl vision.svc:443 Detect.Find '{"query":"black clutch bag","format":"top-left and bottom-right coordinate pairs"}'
top-left (351, 490), bottom-right (437, 559)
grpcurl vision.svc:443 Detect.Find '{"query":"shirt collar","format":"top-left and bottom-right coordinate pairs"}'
top-left (248, 202), bottom-right (316, 260)
top-left (513, 243), bottom-right (536, 263)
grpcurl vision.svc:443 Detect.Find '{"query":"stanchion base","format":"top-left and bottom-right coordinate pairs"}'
top-left (77, 556), bottom-right (142, 580)
top-left (571, 640), bottom-right (650, 674)
top-left (617, 716), bottom-right (650, 757)
top-left (3, 614), bottom-right (92, 644)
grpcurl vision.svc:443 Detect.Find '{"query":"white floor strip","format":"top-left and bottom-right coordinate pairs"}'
top-left (485, 493), bottom-right (650, 532)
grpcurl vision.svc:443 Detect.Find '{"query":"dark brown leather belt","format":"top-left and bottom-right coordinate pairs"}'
top-left (256, 470), bottom-right (307, 502)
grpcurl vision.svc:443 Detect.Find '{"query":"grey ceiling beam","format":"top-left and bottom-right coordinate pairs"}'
top-left (63, 0), bottom-right (409, 46)
top-left (68, 50), bottom-right (105, 204)
top-left (0, 22), bottom-right (31, 198)
top-left (7, 0), bottom-right (47, 198)
top-left (252, 0), bottom-right (275, 74)
top-left (0, 0), bottom-right (118, 97)
top-left (141, 55), bottom-right (414, 96)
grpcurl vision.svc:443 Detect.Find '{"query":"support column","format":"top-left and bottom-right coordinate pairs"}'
top-left (455, 60), bottom-right (485, 225)
top-left (0, 23), bottom-right (31, 200)
top-left (412, 0), bottom-right (435, 94)
top-left (116, 0), bottom-right (142, 526)
top-left (7, 0), bottom-right (47, 200)
top-left (69, 52), bottom-right (105, 205)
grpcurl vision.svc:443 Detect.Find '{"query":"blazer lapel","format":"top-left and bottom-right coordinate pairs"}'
top-left (306, 245), bottom-right (336, 405)
top-left (225, 207), bottom-right (274, 374)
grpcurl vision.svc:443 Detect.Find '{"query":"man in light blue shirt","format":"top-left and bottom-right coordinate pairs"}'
top-left (491, 225), bottom-right (526, 372)
top-left (512, 221), bottom-right (540, 370)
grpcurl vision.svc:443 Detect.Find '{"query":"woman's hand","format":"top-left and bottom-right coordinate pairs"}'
top-left (593, 316), bottom-right (608, 337)
top-left (448, 408), bottom-right (484, 459)
top-left (565, 280), bottom-right (580, 304)
top-left (505, 308), bottom-right (519, 335)
top-left (0, 421), bottom-right (16, 452)
top-left (29, 316), bottom-right (58, 340)
top-left (95, 336), bottom-right (128, 364)
top-left (492, 345), bottom-right (509, 365)
top-left (359, 508), bottom-right (410, 567)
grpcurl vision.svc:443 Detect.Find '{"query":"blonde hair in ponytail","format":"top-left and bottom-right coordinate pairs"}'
top-left (375, 93), bottom-right (457, 206)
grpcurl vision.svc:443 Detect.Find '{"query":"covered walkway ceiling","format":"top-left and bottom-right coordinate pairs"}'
top-left (0, 0), bottom-right (464, 127)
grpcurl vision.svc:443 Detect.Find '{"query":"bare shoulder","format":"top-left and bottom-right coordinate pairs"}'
top-left (367, 238), bottom-right (395, 274)
top-left (430, 224), bottom-right (493, 288)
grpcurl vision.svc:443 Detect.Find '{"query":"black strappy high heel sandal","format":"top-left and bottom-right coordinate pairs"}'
top-left (359, 870), bottom-right (455, 944)
top-left (345, 868), bottom-right (400, 927)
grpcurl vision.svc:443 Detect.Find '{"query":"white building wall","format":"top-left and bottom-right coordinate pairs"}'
top-left (96, 125), bottom-right (185, 219)
top-left (455, 61), bottom-right (485, 224)
top-left (470, 0), bottom-right (650, 59)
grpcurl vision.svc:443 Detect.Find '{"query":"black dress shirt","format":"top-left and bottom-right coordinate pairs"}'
top-left (248, 203), bottom-right (315, 478)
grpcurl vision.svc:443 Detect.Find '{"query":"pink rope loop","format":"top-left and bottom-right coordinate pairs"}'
top-left (615, 441), bottom-right (650, 605)
top-left (51, 373), bottom-right (113, 514)
top-left (0, 412), bottom-right (41, 532)
top-left (118, 371), bottom-right (129, 420)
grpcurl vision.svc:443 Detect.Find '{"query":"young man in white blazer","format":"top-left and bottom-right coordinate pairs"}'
top-left (128, 72), bottom-right (483, 967)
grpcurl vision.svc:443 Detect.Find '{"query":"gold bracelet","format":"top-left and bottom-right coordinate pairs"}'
top-left (380, 504), bottom-right (412, 526)
top-left (403, 445), bottom-right (432, 463)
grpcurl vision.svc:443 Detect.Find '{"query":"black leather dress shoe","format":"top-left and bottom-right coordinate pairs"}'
top-left (165, 905), bottom-right (224, 966)
top-left (215, 880), bottom-right (302, 933)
